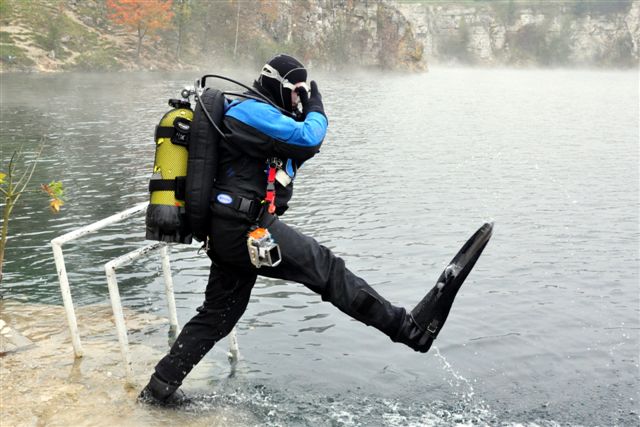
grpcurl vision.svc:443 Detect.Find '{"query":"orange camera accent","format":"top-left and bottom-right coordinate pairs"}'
top-left (248, 228), bottom-right (268, 239)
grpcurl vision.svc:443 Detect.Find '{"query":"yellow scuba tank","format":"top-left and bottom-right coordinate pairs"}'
top-left (146, 98), bottom-right (193, 244)
top-left (146, 76), bottom-right (229, 244)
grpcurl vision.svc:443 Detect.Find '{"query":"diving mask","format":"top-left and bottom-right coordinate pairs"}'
top-left (260, 63), bottom-right (309, 97)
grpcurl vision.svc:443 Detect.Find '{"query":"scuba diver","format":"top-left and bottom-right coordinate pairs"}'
top-left (139, 54), bottom-right (492, 406)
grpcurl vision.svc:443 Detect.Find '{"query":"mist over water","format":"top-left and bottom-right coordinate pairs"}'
top-left (1, 67), bottom-right (638, 426)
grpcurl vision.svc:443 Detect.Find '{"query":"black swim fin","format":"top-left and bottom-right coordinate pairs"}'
top-left (393, 222), bottom-right (493, 352)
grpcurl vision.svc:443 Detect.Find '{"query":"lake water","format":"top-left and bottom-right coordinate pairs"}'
top-left (0, 67), bottom-right (638, 426)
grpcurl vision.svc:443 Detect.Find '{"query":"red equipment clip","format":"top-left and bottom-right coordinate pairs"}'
top-left (264, 159), bottom-right (278, 214)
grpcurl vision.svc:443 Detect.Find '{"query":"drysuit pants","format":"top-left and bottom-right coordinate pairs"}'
top-left (154, 214), bottom-right (406, 386)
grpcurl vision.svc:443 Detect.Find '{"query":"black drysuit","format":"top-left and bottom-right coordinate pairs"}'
top-left (154, 99), bottom-right (413, 386)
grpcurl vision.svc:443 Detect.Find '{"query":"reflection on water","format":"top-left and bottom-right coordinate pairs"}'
top-left (1, 68), bottom-right (638, 425)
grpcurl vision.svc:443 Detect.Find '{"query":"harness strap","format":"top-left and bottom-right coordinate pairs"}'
top-left (155, 117), bottom-right (191, 147)
top-left (149, 177), bottom-right (187, 200)
top-left (154, 126), bottom-right (175, 140)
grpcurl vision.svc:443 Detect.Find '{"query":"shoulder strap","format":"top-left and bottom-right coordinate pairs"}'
top-left (185, 88), bottom-right (226, 242)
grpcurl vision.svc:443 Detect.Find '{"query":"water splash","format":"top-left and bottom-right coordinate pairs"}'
top-left (429, 346), bottom-right (497, 425)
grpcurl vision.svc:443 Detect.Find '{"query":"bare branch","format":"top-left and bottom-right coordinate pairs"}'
top-left (7, 150), bottom-right (20, 189)
top-left (15, 140), bottom-right (45, 192)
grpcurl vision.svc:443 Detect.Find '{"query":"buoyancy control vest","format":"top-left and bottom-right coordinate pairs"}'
top-left (146, 87), bottom-right (226, 244)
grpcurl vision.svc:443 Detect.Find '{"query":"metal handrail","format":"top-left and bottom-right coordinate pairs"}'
top-left (51, 202), bottom-right (239, 384)
top-left (51, 202), bottom-right (150, 357)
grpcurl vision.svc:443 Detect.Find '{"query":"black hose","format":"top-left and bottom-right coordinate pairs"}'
top-left (200, 74), bottom-right (291, 116)
top-left (193, 79), bottom-right (227, 141)
top-left (193, 73), bottom-right (298, 139)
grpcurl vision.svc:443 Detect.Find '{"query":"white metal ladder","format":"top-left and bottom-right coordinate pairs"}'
top-left (51, 202), bottom-right (239, 385)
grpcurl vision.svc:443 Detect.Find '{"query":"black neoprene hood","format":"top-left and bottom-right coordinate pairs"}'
top-left (258, 54), bottom-right (307, 112)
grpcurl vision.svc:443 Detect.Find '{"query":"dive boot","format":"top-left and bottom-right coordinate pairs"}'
top-left (394, 222), bottom-right (493, 353)
top-left (137, 374), bottom-right (191, 408)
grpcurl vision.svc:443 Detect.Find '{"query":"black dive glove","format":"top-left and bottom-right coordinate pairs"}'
top-left (297, 80), bottom-right (326, 120)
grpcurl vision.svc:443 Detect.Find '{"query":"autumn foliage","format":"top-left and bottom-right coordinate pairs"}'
top-left (107, 0), bottom-right (174, 59)
top-left (41, 182), bottom-right (64, 213)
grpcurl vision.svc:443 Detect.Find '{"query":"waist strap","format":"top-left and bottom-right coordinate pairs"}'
top-left (213, 192), bottom-right (264, 221)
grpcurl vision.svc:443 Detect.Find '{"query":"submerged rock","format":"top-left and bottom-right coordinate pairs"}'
top-left (0, 318), bottom-right (34, 355)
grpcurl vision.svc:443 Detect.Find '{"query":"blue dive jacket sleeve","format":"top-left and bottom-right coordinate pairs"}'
top-left (225, 100), bottom-right (327, 162)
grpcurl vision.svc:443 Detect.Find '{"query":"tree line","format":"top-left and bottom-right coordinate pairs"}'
top-left (104, 0), bottom-right (311, 66)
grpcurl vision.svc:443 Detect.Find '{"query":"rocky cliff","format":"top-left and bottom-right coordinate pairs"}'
top-left (0, 0), bottom-right (425, 73)
top-left (280, 0), bottom-right (425, 71)
top-left (186, 0), bottom-right (425, 71)
top-left (398, 1), bottom-right (639, 67)
top-left (0, 0), bottom-right (637, 73)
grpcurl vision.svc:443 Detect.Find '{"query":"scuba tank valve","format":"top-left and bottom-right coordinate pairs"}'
top-left (181, 86), bottom-right (196, 100)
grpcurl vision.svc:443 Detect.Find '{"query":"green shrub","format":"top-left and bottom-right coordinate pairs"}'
top-left (0, 31), bottom-right (12, 44)
top-left (28, 5), bottom-right (98, 60)
top-left (0, 43), bottom-right (35, 67)
top-left (33, 21), bottom-right (61, 53)
top-left (0, 0), bottom-right (9, 23)
top-left (72, 49), bottom-right (121, 71)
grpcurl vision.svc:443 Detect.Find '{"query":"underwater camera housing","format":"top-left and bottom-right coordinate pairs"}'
top-left (247, 227), bottom-right (282, 268)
